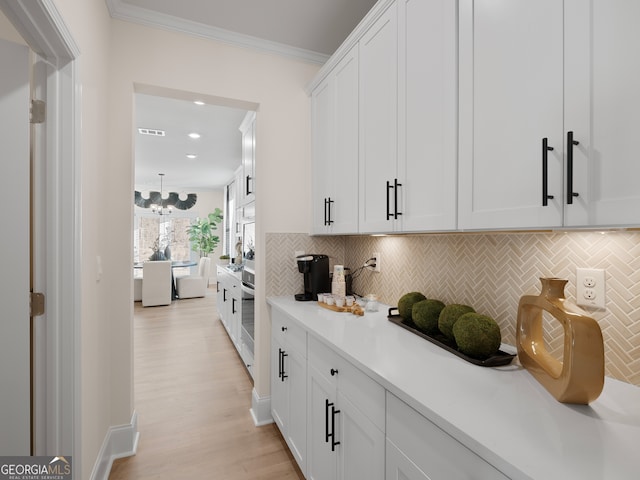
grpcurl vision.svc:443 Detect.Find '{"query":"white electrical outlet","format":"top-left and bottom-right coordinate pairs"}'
top-left (372, 252), bottom-right (381, 273)
top-left (576, 268), bottom-right (606, 309)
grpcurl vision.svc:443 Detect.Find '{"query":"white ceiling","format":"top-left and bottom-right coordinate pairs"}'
top-left (123, 0), bottom-right (378, 191)
top-left (134, 94), bottom-right (250, 192)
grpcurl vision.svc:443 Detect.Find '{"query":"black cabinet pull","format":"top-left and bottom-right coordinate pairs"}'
top-left (567, 131), bottom-right (580, 204)
top-left (246, 175), bottom-right (253, 195)
top-left (386, 181), bottom-right (393, 220)
top-left (330, 368), bottom-right (338, 376)
top-left (325, 399), bottom-right (331, 443)
top-left (330, 402), bottom-right (341, 451)
top-left (232, 298), bottom-right (237, 314)
top-left (281, 326), bottom-right (287, 332)
top-left (542, 138), bottom-right (555, 206)
top-left (327, 197), bottom-right (334, 225)
top-left (394, 178), bottom-right (402, 219)
top-left (323, 198), bottom-right (328, 226)
top-left (325, 399), bottom-right (340, 451)
top-left (278, 348), bottom-right (283, 379)
top-left (281, 350), bottom-right (288, 381)
top-left (216, 282), bottom-right (220, 293)
top-left (223, 288), bottom-right (227, 302)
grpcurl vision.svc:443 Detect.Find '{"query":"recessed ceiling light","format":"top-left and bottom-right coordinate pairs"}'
top-left (186, 154), bottom-right (197, 159)
top-left (188, 132), bottom-right (201, 139)
top-left (193, 100), bottom-right (205, 106)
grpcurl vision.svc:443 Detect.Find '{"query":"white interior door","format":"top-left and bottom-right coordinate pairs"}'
top-left (0, 37), bottom-right (31, 455)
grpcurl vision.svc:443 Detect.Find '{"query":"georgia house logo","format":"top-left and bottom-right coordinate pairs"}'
top-left (0, 456), bottom-right (72, 480)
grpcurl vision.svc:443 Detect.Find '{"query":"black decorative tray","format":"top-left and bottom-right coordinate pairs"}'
top-left (387, 308), bottom-right (516, 367)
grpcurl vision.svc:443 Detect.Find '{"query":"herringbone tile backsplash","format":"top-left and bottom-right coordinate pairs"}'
top-left (266, 231), bottom-right (640, 386)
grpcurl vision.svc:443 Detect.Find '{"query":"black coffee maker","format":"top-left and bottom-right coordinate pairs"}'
top-left (295, 254), bottom-right (330, 301)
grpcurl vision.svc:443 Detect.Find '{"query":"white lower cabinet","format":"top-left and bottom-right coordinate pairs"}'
top-left (386, 392), bottom-right (509, 480)
top-left (270, 304), bottom-right (512, 480)
top-left (216, 266), bottom-right (241, 349)
top-left (306, 336), bottom-right (385, 480)
top-left (386, 440), bottom-right (429, 480)
top-left (271, 310), bottom-right (307, 473)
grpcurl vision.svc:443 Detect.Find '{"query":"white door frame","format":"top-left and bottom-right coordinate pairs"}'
top-left (0, 0), bottom-right (80, 466)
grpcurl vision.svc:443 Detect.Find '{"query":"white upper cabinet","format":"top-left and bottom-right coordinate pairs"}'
top-left (311, 45), bottom-right (359, 235)
top-left (564, 0), bottom-right (640, 227)
top-left (358, 3), bottom-right (399, 233)
top-left (239, 111), bottom-right (256, 205)
top-left (359, 0), bottom-right (458, 233)
top-left (459, 0), bottom-right (640, 230)
top-left (458, 0), bottom-right (564, 230)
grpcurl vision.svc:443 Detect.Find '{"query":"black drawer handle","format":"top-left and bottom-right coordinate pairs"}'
top-left (330, 402), bottom-right (340, 451)
top-left (281, 326), bottom-right (287, 332)
top-left (281, 350), bottom-right (288, 381)
top-left (542, 138), bottom-right (555, 206)
top-left (330, 368), bottom-right (338, 376)
top-left (386, 181), bottom-right (393, 220)
top-left (567, 131), bottom-right (580, 204)
top-left (394, 178), bottom-right (402, 219)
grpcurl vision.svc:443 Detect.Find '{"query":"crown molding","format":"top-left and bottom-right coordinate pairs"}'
top-left (105, 0), bottom-right (329, 65)
top-left (305, 0), bottom-right (395, 94)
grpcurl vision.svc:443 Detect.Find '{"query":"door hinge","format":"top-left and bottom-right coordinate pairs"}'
top-left (30, 292), bottom-right (45, 317)
top-left (30, 99), bottom-right (46, 124)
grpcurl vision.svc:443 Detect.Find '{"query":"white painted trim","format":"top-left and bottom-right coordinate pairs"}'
top-left (90, 411), bottom-right (140, 480)
top-left (250, 388), bottom-right (273, 427)
top-left (105, 0), bottom-right (328, 65)
top-left (0, 0), bottom-right (80, 468)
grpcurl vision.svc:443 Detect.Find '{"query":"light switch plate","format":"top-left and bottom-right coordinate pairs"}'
top-left (576, 268), bottom-right (606, 310)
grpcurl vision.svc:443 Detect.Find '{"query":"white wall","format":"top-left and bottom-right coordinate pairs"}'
top-left (47, 1), bottom-right (112, 478)
top-left (109, 17), bottom-right (320, 433)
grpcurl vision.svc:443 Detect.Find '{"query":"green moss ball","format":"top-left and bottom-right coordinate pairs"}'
top-left (438, 304), bottom-right (476, 341)
top-left (397, 292), bottom-right (427, 320)
top-left (452, 313), bottom-right (502, 359)
top-left (412, 299), bottom-right (446, 334)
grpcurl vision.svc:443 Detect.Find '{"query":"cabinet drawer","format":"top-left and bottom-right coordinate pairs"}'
top-left (272, 311), bottom-right (306, 357)
top-left (386, 392), bottom-right (509, 480)
top-left (309, 336), bottom-right (385, 431)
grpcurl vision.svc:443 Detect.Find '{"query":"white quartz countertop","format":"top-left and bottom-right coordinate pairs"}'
top-left (267, 295), bottom-right (640, 480)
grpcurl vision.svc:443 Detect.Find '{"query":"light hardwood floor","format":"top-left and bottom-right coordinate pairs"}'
top-left (109, 288), bottom-right (304, 480)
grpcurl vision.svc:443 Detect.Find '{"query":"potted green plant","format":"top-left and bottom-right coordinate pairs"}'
top-left (186, 208), bottom-right (223, 257)
top-left (218, 254), bottom-right (230, 266)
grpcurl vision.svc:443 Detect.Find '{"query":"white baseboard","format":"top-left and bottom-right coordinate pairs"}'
top-left (250, 388), bottom-right (273, 426)
top-left (90, 410), bottom-right (139, 480)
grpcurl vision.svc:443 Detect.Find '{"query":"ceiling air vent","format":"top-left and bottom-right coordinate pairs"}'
top-left (138, 128), bottom-right (166, 137)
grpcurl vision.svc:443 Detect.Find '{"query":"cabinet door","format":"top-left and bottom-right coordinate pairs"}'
top-left (311, 46), bottom-right (359, 235)
top-left (229, 284), bottom-right (241, 348)
top-left (286, 346), bottom-right (307, 471)
top-left (271, 337), bottom-right (287, 432)
top-left (387, 393), bottom-right (509, 479)
top-left (216, 271), bottom-right (226, 322)
top-left (359, 2), bottom-right (399, 233)
top-left (336, 392), bottom-right (384, 480)
top-left (329, 46), bottom-right (359, 234)
top-left (564, 0), bottom-right (640, 227)
top-left (398, 0), bottom-right (457, 232)
top-left (307, 364), bottom-right (337, 480)
top-left (240, 112), bottom-right (256, 204)
top-left (311, 78), bottom-right (333, 234)
top-left (386, 439), bottom-right (430, 480)
top-left (458, 0), bottom-right (564, 230)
